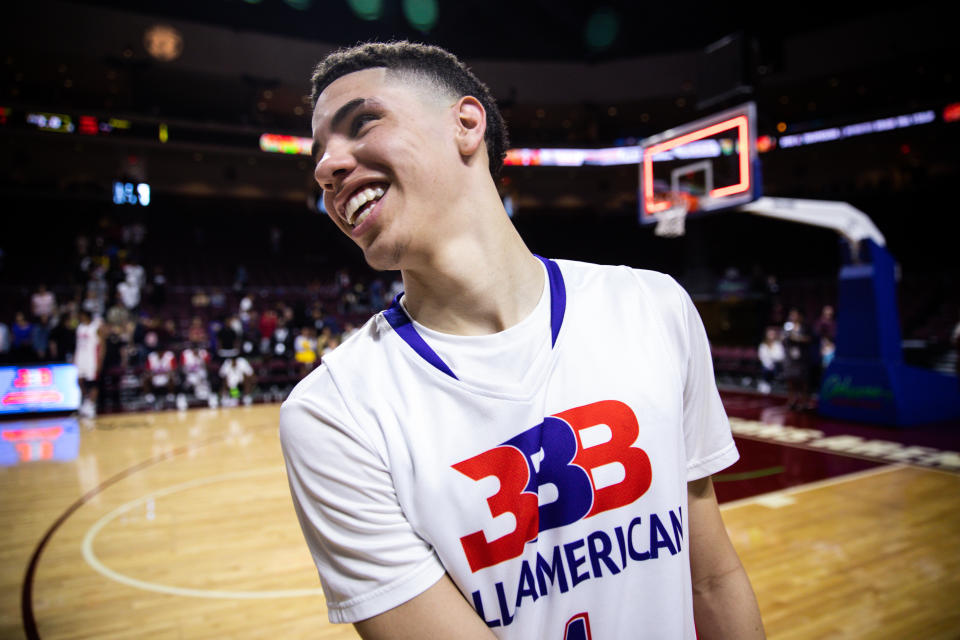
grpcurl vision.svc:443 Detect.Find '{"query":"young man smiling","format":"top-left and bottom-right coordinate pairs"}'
top-left (280, 41), bottom-right (765, 640)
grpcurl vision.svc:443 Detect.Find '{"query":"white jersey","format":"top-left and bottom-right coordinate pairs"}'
top-left (181, 348), bottom-right (210, 374)
top-left (147, 350), bottom-right (176, 373)
top-left (75, 318), bottom-right (102, 381)
top-left (219, 357), bottom-right (253, 389)
top-left (280, 259), bottom-right (738, 639)
top-left (147, 350), bottom-right (177, 386)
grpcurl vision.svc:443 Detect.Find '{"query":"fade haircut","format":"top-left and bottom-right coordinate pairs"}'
top-left (311, 41), bottom-right (509, 178)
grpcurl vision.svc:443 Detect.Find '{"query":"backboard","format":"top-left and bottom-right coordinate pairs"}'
top-left (639, 102), bottom-right (760, 225)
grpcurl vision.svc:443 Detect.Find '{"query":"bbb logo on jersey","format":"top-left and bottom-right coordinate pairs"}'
top-left (452, 399), bottom-right (653, 573)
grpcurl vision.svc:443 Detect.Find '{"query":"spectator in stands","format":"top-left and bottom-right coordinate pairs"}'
top-left (48, 310), bottom-right (77, 362)
top-left (241, 310), bottom-right (260, 356)
top-left (100, 320), bottom-right (131, 412)
top-left (10, 312), bottom-right (35, 363)
top-left (369, 278), bottom-right (385, 311)
top-left (813, 305), bottom-right (836, 341)
top-left (191, 289), bottom-right (211, 309)
top-left (306, 302), bottom-right (324, 333)
top-left (316, 325), bottom-right (334, 355)
top-left (757, 327), bottom-right (785, 394)
top-left (131, 314), bottom-right (152, 366)
top-left (30, 284), bottom-right (57, 321)
top-left (219, 355), bottom-right (256, 407)
top-left (116, 275), bottom-right (141, 315)
top-left (121, 256), bottom-right (146, 291)
top-left (820, 336), bottom-right (836, 370)
top-left (348, 282), bottom-right (368, 313)
top-left (783, 308), bottom-right (813, 410)
top-left (81, 289), bottom-right (105, 319)
top-left (149, 265), bottom-right (167, 308)
top-left (161, 318), bottom-right (180, 346)
top-left (105, 300), bottom-right (130, 332)
top-left (239, 291), bottom-right (255, 324)
top-left (271, 316), bottom-right (294, 359)
top-left (209, 289), bottom-right (226, 309)
top-left (387, 277), bottom-right (403, 303)
top-left (122, 220), bottom-right (147, 247)
top-left (294, 326), bottom-right (319, 376)
top-left (31, 313), bottom-right (53, 361)
top-left (180, 342), bottom-right (213, 409)
top-left (216, 315), bottom-right (242, 360)
top-left (143, 345), bottom-right (178, 408)
top-left (335, 268), bottom-right (350, 297)
top-left (321, 334), bottom-right (341, 359)
top-left (87, 264), bottom-right (109, 305)
top-left (186, 316), bottom-right (207, 347)
top-left (258, 308), bottom-right (279, 355)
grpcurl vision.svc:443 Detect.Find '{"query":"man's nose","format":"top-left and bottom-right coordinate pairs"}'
top-left (314, 138), bottom-right (356, 192)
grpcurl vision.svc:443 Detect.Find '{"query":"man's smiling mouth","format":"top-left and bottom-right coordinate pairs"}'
top-left (344, 184), bottom-right (388, 227)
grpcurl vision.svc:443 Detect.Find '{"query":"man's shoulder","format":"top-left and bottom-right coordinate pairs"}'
top-left (554, 257), bottom-right (682, 299)
top-left (320, 313), bottom-right (387, 367)
top-left (285, 314), bottom-right (386, 405)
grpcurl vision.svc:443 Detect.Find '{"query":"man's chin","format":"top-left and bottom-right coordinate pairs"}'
top-left (362, 242), bottom-right (405, 273)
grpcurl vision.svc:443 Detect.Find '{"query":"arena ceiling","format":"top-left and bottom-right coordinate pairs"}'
top-left (62, 1), bottom-right (916, 63)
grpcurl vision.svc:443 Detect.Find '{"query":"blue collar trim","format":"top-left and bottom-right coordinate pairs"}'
top-left (382, 255), bottom-right (565, 380)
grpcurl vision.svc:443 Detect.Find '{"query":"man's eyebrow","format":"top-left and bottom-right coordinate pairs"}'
top-left (311, 97), bottom-right (368, 160)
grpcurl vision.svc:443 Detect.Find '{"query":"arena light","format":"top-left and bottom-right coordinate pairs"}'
top-left (403, 0), bottom-right (437, 32)
top-left (944, 102), bottom-right (960, 123)
top-left (585, 8), bottom-right (620, 51)
top-left (144, 24), bottom-right (183, 62)
top-left (779, 110), bottom-right (936, 149)
top-left (348, 0), bottom-right (383, 20)
top-left (26, 112), bottom-right (74, 133)
top-left (78, 115), bottom-right (98, 135)
top-left (260, 133), bottom-right (312, 155)
top-left (113, 181), bottom-right (151, 206)
top-left (504, 146), bottom-right (642, 167)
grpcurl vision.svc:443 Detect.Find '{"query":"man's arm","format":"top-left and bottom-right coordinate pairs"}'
top-left (354, 574), bottom-right (497, 640)
top-left (688, 476), bottom-right (765, 640)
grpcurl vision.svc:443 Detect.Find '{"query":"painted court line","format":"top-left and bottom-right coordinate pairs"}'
top-left (82, 467), bottom-right (326, 599)
top-left (719, 463), bottom-right (905, 511)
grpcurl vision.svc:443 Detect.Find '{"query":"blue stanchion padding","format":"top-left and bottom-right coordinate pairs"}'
top-left (820, 239), bottom-right (960, 426)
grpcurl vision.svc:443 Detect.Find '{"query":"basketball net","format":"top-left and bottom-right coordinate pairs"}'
top-left (653, 195), bottom-right (688, 238)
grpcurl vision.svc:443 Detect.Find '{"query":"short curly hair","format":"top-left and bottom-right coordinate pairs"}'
top-left (311, 41), bottom-right (509, 178)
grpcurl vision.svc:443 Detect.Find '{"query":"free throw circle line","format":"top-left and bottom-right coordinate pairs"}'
top-left (82, 466), bottom-right (325, 599)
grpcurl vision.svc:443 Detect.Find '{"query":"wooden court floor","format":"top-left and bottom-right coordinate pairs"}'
top-left (2, 403), bottom-right (958, 639)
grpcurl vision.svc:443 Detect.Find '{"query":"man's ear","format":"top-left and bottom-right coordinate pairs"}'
top-left (454, 96), bottom-right (487, 158)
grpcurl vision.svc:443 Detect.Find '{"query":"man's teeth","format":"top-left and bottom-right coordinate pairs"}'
top-left (345, 186), bottom-right (385, 225)
top-left (354, 206), bottom-right (374, 227)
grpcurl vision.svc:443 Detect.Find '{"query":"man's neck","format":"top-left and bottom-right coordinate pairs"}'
top-left (398, 220), bottom-right (544, 336)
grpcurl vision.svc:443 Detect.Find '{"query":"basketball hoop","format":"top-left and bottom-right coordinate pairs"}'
top-left (653, 198), bottom-right (688, 238)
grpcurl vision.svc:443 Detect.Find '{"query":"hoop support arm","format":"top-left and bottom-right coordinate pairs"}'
top-left (738, 197), bottom-right (886, 247)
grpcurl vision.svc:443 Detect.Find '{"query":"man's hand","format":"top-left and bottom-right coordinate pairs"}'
top-left (688, 476), bottom-right (765, 639)
top-left (354, 574), bottom-right (498, 640)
